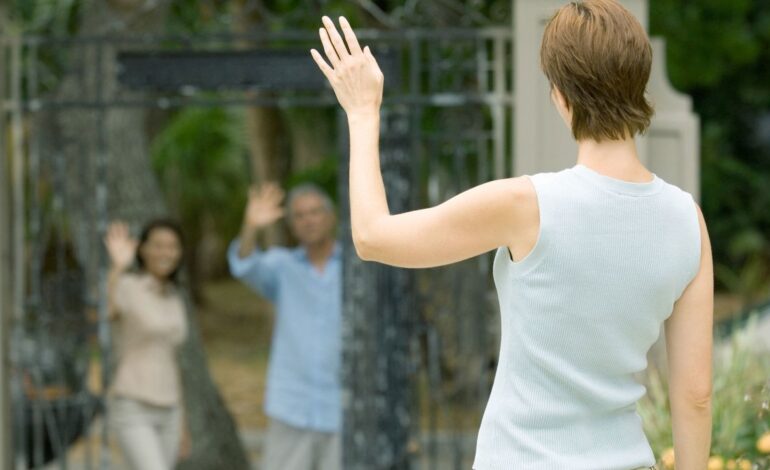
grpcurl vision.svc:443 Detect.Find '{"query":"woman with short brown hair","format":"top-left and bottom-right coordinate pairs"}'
top-left (312, 1), bottom-right (712, 468)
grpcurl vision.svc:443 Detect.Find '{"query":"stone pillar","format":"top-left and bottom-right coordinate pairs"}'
top-left (645, 37), bottom-right (700, 200)
top-left (513, 0), bottom-right (649, 176)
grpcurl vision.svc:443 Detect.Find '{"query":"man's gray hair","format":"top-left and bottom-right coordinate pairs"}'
top-left (286, 183), bottom-right (335, 217)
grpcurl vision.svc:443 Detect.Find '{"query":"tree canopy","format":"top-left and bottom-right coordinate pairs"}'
top-left (9, 0), bottom-right (770, 297)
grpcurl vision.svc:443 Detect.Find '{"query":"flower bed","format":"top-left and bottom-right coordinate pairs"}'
top-left (638, 315), bottom-right (770, 469)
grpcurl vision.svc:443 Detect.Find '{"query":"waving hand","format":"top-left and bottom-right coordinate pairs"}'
top-left (310, 16), bottom-right (384, 118)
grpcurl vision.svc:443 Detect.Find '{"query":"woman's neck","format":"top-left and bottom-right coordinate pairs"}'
top-left (143, 270), bottom-right (172, 291)
top-left (576, 136), bottom-right (653, 183)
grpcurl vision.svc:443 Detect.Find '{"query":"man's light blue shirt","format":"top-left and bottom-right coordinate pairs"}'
top-left (227, 239), bottom-right (342, 432)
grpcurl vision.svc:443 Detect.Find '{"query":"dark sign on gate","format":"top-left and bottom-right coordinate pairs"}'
top-left (117, 49), bottom-right (401, 91)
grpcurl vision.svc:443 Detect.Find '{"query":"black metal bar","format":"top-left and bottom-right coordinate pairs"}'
top-left (0, 33), bottom-right (14, 470)
top-left (94, 40), bottom-right (111, 470)
top-left (407, 34), bottom-right (424, 470)
top-left (9, 32), bottom-right (33, 470)
top-left (26, 38), bottom-right (56, 470)
top-left (450, 148), bottom-right (464, 470)
top-left (20, 93), bottom-right (514, 111)
top-left (426, 327), bottom-right (441, 470)
top-left (117, 48), bottom-right (402, 91)
top-left (18, 28), bottom-right (512, 46)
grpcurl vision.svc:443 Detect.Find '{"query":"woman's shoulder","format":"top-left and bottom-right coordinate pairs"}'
top-left (522, 168), bottom-right (572, 190)
top-left (651, 176), bottom-right (699, 216)
top-left (116, 271), bottom-right (143, 288)
top-left (115, 271), bottom-right (139, 289)
top-left (657, 177), bottom-right (696, 200)
top-left (115, 271), bottom-right (171, 297)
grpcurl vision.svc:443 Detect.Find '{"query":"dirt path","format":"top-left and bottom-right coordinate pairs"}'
top-left (198, 279), bottom-right (274, 430)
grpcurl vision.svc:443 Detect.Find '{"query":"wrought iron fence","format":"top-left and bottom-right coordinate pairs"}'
top-left (1, 27), bottom-right (513, 469)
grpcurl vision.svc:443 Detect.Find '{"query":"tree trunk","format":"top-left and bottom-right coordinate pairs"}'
top-left (232, 0), bottom-right (289, 246)
top-left (47, 1), bottom-right (250, 468)
top-left (284, 107), bottom-right (334, 173)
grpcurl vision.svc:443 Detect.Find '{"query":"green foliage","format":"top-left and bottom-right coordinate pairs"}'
top-left (9, 0), bottom-right (80, 36)
top-left (651, 0), bottom-right (770, 297)
top-left (166, 0), bottom-right (233, 35)
top-left (164, 0), bottom-right (510, 34)
top-left (150, 107), bottom-right (249, 240)
top-left (285, 155), bottom-right (338, 206)
top-left (650, 0), bottom-right (759, 89)
top-left (702, 122), bottom-right (770, 301)
top-left (10, 0), bottom-right (770, 299)
top-left (639, 314), bottom-right (770, 463)
top-left (8, 0), bottom-right (82, 96)
top-left (165, 0), bottom-right (363, 33)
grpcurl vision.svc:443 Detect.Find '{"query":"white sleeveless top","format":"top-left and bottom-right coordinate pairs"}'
top-left (473, 164), bottom-right (701, 470)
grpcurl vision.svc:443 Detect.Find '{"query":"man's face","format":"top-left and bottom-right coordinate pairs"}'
top-left (289, 193), bottom-right (335, 246)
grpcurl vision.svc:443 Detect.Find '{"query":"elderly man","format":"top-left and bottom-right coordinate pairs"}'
top-left (228, 182), bottom-right (341, 470)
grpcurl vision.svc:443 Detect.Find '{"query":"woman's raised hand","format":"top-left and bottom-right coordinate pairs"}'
top-left (311, 16), bottom-right (384, 118)
top-left (104, 221), bottom-right (137, 271)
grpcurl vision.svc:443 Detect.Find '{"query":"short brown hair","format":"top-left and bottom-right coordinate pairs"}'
top-left (540, 0), bottom-right (654, 141)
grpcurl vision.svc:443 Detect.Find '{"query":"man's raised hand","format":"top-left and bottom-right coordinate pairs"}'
top-left (244, 182), bottom-right (286, 231)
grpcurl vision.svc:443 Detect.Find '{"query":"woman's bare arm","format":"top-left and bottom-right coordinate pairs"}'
top-left (349, 111), bottom-right (534, 268)
top-left (312, 17), bottom-right (537, 268)
top-left (664, 204), bottom-right (713, 470)
top-left (104, 222), bottom-right (137, 318)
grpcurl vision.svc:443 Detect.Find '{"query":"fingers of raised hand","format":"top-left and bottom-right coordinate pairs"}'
top-left (253, 182), bottom-right (277, 198)
top-left (271, 207), bottom-right (286, 220)
top-left (263, 183), bottom-right (284, 203)
top-left (364, 46), bottom-right (377, 67)
top-left (322, 16), bottom-right (350, 61)
top-left (319, 28), bottom-right (340, 67)
top-left (104, 222), bottom-right (136, 262)
top-left (106, 221), bottom-right (128, 242)
top-left (338, 16), bottom-right (363, 55)
top-left (364, 46), bottom-right (384, 82)
top-left (311, 49), bottom-right (334, 81)
top-left (314, 17), bottom-right (375, 83)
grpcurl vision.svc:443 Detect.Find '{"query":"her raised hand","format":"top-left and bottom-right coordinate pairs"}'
top-left (104, 221), bottom-right (138, 271)
top-left (311, 16), bottom-right (384, 118)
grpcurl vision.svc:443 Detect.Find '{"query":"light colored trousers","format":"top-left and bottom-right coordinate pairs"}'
top-left (108, 397), bottom-right (181, 470)
top-left (262, 419), bottom-right (341, 470)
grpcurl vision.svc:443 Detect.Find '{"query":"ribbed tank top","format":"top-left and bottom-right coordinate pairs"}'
top-left (473, 164), bottom-right (701, 470)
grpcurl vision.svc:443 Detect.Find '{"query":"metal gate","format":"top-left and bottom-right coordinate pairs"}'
top-left (1, 26), bottom-right (513, 469)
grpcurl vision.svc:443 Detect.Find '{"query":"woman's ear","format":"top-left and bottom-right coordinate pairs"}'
top-left (550, 86), bottom-right (572, 130)
top-left (551, 86), bottom-right (569, 111)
